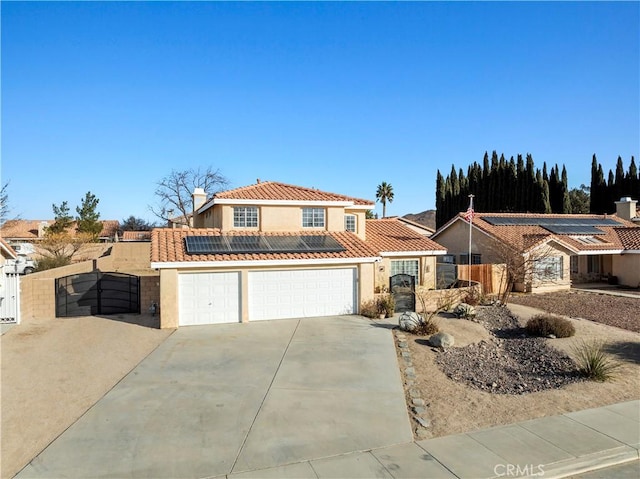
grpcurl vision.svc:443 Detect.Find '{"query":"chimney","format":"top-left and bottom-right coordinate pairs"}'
top-left (192, 188), bottom-right (207, 214)
top-left (257, 178), bottom-right (261, 184)
top-left (615, 197), bottom-right (637, 221)
top-left (38, 221), bottom-right (49, 238)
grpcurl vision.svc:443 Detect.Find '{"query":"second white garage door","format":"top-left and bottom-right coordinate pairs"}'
top-left (248, 268), bottom-right (356, 321)
top-left (179, 272), bottom-right (240, 326)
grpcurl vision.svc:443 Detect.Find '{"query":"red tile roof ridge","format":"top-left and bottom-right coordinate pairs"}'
top-left (213, 181), bottom-right (374, 205)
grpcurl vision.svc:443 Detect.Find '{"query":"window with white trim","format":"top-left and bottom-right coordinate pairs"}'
top-left (345, 214), bottom-right (356, 233)
top-left (459, 253), bottom-right (482, 265)
top-left (234, 206), bottom-right (258, 228)
top-left (533, 256), bottom-right (563, 281)
top-left (390, 260), bottom-right (419, 280)
top-left (302, 208), bottom-right (325, 228)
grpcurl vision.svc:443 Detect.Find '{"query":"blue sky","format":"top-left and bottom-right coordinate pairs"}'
top-left (2, 1), bottom-right (639, 223)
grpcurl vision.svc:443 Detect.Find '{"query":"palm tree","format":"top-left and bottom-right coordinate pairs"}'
top-left (376, 182), bottom-right (394, 218)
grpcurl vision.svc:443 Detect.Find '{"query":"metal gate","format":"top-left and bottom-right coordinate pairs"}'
top-left (390, 274), bottom-right (415, 312)
top-left (1, 273), bottom-right (20, 323)
top-left (55, 272), bottom-right (140, 318)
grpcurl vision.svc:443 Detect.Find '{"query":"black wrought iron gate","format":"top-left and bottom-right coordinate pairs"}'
top-left (390, 274), bottom-right (415, 312)
top-left (55, 272), bottom-right (140, 317)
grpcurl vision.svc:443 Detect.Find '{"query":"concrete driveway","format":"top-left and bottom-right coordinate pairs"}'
top-left (16, 316), bottom-right (412, 478)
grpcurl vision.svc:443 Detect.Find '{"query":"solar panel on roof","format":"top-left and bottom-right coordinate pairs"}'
top-left (543, 225), bottom-right (607, 235)
top-left (184, 235), bottom-right (346, 255)
top-left (482, 216), bottom-right (622, 227)
top-left (184, 236), bottom-right (228, 254)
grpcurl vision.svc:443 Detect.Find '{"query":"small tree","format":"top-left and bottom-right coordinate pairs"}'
top-left (376, 182), bottom-right (394, 218)
top-left (76, 191), bottom-right (102, 241)
top-left (1, 182), bottom-right (11, 225)
top-left (150, 166), bottom-right (229, 226)
top-left (48, 201), bottom-right (74, 234)
top-left (36, 231), bottom-right (92, 270)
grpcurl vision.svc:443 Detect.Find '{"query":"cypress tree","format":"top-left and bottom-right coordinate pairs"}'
top-left (435, 170), bottom-right (445, 228)
top-left (561, 165), bottom-right (571, 213)
top-left (590, 154), bottom-right (600, 213)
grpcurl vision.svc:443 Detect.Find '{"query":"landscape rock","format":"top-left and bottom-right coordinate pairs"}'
top-left (399, 312), bottom-right (424, 333)
top-left (428, 332), bottom-right (455, 349)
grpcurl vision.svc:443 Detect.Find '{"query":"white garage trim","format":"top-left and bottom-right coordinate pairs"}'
top-left (178, 272), bottom-right (240, 326)
top-left (248, 268), bottom-right (357, 321)
top-left (152, 257), bottom-right (379, 270)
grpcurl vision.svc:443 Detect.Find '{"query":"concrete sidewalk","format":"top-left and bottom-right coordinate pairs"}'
top-left (225, 400), bottom-right (639, 479)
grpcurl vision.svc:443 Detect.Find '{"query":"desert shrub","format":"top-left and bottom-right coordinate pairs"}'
top-left (34, 256), bottom-right (71, 272)
top-left (453, 302), bottom-right (476, 319)
top-left (572, 340), bottom-right (621, 381)
top-left (376, 294), bottom-right (395, 318)
top-left (360, 299), bottom-right (379, 319)
top-left (413, 317), bottom-right (440, 336)
top-left (462, 287), bottom-right (482, 306)
top-left (525, 314), bottom-right (575, 338)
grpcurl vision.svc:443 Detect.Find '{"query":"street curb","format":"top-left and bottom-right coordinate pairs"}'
top-left (534, 446), bottom-right (639, 479)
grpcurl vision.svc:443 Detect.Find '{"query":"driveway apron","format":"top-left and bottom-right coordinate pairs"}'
top-left (16, 316), bottom-right (412, 478)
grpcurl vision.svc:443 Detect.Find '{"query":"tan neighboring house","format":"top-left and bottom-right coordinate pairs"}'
top-left (120, 230), bottom-right (152, 242)
top-left (389, 216), bottom-right (435, 237)
top-left (432, 198), bottom-right (639, 293)
top-left (0, 219), bottom-right (120, 243)
top-left (151, 181), bottom-right (447, 328)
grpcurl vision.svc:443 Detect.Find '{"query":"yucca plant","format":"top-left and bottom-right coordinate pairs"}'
top-left (572, 339), bottom-right (621, 382)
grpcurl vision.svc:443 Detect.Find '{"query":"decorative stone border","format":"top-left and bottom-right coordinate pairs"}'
top-left (393, 328), bottom-right (431, 439)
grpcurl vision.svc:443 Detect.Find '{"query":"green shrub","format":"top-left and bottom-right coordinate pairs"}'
top-left (34, 256), bottom-right (71, 272)
top-left (525, 314), bottom-right (575, 338)
top-left (374, 294), bottom-right (394, 318)
top-left (572, 340), bottom-right (621, 382)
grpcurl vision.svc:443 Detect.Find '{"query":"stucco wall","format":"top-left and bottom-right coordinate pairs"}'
top-left (197, 204), bottom-right (367, 238)
top-left (374, 256), bottom-right (438, 293)
top-left (20, 243), bottom-right (158, 321)
top-left (434, 220), bottom-right (502, 264)
top-left (612, 254), bottom-right (640, 287)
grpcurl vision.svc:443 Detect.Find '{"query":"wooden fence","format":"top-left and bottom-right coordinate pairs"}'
top-left (457, 263), bottom-right (508, 297)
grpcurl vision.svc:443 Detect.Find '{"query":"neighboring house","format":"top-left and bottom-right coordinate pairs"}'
top-left (0, 219), bottom-right (120, 243)
top-left (390, 216), bottom-right (435, 237)
top-left (432, 197), bottom-right (639, 293)
top-left (120, 231), bottom-right (152, 242)
top-left (151, 181), bottom-right (447, 328)
top-left (0, 238), bottom-right (18, 266)
top-left (0, 238), bottom-right (20, 323)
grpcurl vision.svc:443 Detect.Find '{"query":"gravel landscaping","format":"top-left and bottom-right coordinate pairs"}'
top-left (509, 290), bottom-right (640, 333)
top-left (435, 307), bottom-right (582, 395)
top-left (395, 299), bottom-right (640, 440)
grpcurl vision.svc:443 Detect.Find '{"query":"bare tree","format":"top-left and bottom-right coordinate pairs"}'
top-left (150, 167), bottom-right (229, 226)
top-left (487, 237), bottom-right (568, 304)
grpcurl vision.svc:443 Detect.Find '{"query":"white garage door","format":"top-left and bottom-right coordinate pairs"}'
top-left (248, 268), bottom-right (356, 321)
top-left (179, 272), bottom-right (240, 326)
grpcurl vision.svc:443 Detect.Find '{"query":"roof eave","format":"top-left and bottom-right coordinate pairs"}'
top-left (151, 256), bottom-right (382, 269)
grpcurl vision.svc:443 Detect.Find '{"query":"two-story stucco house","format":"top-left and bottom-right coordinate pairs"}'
top-left (151, 181), bottom-right (446, 328)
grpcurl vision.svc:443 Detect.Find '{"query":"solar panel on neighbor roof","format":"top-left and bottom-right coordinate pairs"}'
top-left (482, 216), bottom-right (621, 227)
top-left (184, 235), bottom-right (346, 255)
top-left (543, 225), bottom-right (607, 235)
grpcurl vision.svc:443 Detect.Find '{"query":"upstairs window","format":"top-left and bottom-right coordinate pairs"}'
top-left (345, 214), bottom-right (356, 233)
top-left (234, 206), bottom-right (258, 228)
top-left (302, 208), bottom-right (325, 228)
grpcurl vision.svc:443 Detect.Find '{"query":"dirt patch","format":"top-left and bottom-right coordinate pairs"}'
top-left (1, 315), bottom-right (173, 478)
top-left (396, 304), bottom-right (640, 440)
top-left (509, 290), bottom-right (640, 332)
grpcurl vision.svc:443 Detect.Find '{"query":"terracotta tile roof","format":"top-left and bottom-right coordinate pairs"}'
top-left (121, 231), bottom-right (152, 241)
top-left (616, 228), bottom-right (640, 250)
top-left (212, 181), bottom-right (374, 206)
top-left (451, 213), bottom-right (635, 253)
top-left (1, 219), bottom-right (119, 240)
top-left (151, 228), bottom-right (379, 263)
top-left (365, 219), bottom-right (446, 254)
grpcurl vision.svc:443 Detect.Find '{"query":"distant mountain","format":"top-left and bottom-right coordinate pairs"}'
top-left (403, 210), bottom-right (436, 230)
